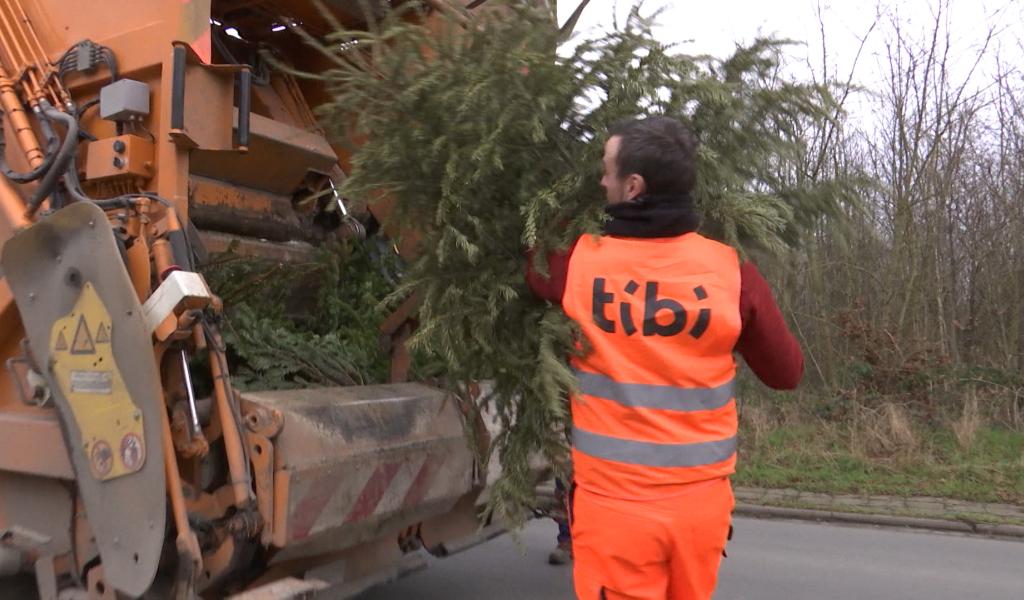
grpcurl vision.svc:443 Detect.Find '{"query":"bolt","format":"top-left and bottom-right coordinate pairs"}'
top-left (112, 140), bottom-right (126, 153)
top-left (88, 220), bottom-right (95, 228)
top-left (28, 292), bottom-right (34, 301)
top-left (133, 410), bottom-right (141, 421)
top-left (112, 157), bottom-right (125, 169)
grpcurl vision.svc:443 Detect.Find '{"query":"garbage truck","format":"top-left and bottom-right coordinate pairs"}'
top-left (0, 0), bottom-right (530, 597)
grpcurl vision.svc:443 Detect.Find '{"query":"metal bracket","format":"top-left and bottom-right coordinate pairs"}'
top-left (141, 270), bottom-right (212, 333)
top-left (168, 43), bottom-right (250, 152)
top-left (4, 338), bottom-right (51, 407)
top-left (34, 555), bottom-right (58, 600)
top-left (2, 525), bottom-right (53, 550)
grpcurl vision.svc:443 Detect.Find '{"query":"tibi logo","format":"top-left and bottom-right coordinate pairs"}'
top-left (592, 278), bottom-right (710, 338)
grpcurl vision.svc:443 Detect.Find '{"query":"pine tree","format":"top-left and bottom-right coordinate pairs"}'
top-left (296, 1), bottom-right (853, 524)
top-left (202, 241), bottom-right (398, 390)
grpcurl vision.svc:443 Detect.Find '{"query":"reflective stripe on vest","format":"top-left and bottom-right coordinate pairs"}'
top-left (562, 232), bottom-right (742, 496)
top-left (574, 369), bottom-right (735, 412)
top-left (573, 426), bottom-right (737, 468)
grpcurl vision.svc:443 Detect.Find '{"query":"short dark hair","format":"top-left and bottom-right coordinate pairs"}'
top-left (608, 116), bottom-right (698, 196)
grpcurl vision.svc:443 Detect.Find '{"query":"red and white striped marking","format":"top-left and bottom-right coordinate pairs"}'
top-left (289, 453), bottom-right (447, 541)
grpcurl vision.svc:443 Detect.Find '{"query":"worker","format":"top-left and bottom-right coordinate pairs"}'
top-left (548, 476), bottom-right (573, 565)
top-left (526, 116), bottom-right (803, 599)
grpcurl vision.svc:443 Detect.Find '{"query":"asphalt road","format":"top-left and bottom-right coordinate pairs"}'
top-left (358, 516), bottom-right (1024, 600)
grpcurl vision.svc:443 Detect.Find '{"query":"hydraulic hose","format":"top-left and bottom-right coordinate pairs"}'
top-left (27, 101), bottom-right (79, 216)
top-left (18, 104), bottom-right (191, 267)
top-left (0, 105), bottom-right (59, 183)
top-left (61, 169), bottom-right (130, 210)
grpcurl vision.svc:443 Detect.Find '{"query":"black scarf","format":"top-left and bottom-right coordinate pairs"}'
top-left (603, 194), bottom-right (701, 238)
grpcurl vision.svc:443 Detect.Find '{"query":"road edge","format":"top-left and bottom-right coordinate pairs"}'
top-left (734, 503), bottom-right (1024, 540)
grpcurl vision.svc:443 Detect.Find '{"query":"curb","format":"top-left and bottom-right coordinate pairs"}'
top-left (734, 503), bottom-right (1024, 540)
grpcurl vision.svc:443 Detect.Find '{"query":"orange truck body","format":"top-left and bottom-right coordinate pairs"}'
top-left (0, 1), bottom-right (523, 597)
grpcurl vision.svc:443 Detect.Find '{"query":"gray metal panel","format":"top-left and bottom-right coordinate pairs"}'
top-left (0, 472), bottom-right (73, 559)
top-left (245, 384), bottom-right (475, 564)
top-left (1, 202), bottom-right (166, 597)
top-left (190, 111), bottom-right (338, 195)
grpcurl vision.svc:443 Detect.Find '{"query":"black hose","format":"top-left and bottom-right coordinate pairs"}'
top-left (58, 157), bottom-right (129, 211)
top-left (74, 98), bottom-right (100, 142)
top-left (49, 187), bottom-right (67, 211)
top-left (102, 48), bottom-right (119, 81)
top-left (76, 98), bottom-right (100, 116)
top-left (19, 111), bottom-right (194, 262)
top-left (57, 41), bottom-right (118, 84)
top-left (27, 102), bottom-right (79, 215)
top-left (0, 105), bottom-right (60, 183)
top-left (61, 168), bottom-right (179, 217)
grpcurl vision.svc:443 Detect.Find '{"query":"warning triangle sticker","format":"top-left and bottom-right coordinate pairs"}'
top-left (54, 331), bottom-right (69, 352)
top-left (95, 322), bottom-right (110, 344)
top-left (71, 315), bottom-right (95, 355)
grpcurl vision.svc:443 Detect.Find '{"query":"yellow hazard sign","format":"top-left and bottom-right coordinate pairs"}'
top-left (71, 315), bottom-right (96, 354)
top-left (49, 282), bottom-right (145, 482)
top-left (95, 322), bottom-right (111, 344)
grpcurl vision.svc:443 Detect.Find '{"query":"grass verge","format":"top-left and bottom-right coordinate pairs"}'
top-left (735, 422), bottom-right (1024, 506)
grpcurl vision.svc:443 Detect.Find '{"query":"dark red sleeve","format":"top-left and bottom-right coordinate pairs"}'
top-left (736, 262), bottom-right (804, 389)
top-left (525, 239), bottom-right (578, 304)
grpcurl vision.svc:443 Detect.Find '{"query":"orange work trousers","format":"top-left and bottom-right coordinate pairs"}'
top-left (571, 477), bottom-right (734, 600)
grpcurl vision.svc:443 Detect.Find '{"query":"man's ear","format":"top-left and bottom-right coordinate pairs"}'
top-left (625, 174), bottom-right (647, 201)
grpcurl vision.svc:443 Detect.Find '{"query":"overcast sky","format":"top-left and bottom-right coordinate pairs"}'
top-left (557, 0), bottom-right (1023, 109)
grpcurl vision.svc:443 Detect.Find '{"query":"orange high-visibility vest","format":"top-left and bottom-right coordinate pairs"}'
top-left (562, 232), bottom-right (742, 499)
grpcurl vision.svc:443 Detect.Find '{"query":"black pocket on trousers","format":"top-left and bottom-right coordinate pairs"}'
top-left (568, 481), bottom-right (578, 527)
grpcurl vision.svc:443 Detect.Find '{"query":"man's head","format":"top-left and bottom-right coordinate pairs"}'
top-left (600, 116), bottom-right (699, 204)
